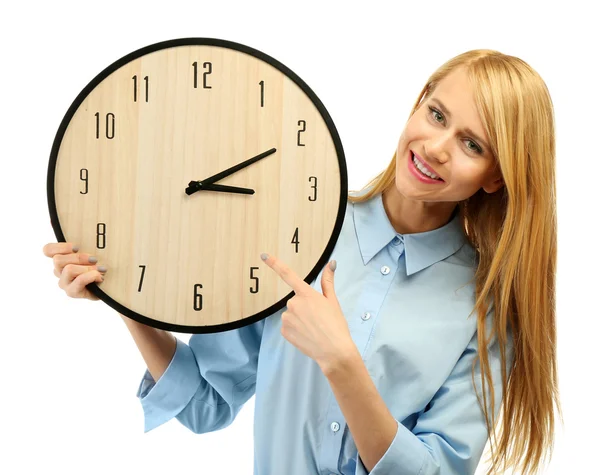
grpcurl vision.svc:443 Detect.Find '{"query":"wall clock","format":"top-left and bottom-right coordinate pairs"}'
top-left (47, 37), bottom-right (348, 333)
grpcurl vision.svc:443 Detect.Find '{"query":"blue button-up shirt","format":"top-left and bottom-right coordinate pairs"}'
top-left (136, 185), bottom-right (514, 474)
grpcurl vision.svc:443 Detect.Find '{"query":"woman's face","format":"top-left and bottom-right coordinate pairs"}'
top-left (395, 67), bottom-right (504, 203)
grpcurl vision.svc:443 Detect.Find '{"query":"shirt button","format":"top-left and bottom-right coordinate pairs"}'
top-left (392, 236), bottom-right (400, 245)
top-left (330, 422), bottom-right (340, 432)
top-left (361, 312), bottom-right (371, 321)
top-left (381, 265), bottom-right (390, 275)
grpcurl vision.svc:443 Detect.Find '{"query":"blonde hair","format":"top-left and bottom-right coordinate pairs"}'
top-left (348, 50), bottom-right (561, 474)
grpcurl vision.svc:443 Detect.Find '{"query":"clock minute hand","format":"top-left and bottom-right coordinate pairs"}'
top-left (186, 147), bottom-right (276, 195)
top-left (201, 147), bottom-right (277, 186)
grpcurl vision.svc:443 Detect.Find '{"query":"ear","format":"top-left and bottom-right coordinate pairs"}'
top-left (483, 165), bottom-right (505, 194)
top-left (483, 176), bottom-right (504, 194)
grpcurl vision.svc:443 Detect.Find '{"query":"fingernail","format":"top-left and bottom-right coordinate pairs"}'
top-left (329, 260), bottom-right (337, 271)
top-left (98, 265), bottom-right (107, 272)
top-left (261, 253), bottom-right (269, 261)
top-left (88, 256), bottom-right (98, 263)
top-left (72, 245), bottom-right (79, 253)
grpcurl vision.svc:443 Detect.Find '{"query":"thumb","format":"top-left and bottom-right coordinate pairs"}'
top-left (321, 260), bottom-right (338, 301)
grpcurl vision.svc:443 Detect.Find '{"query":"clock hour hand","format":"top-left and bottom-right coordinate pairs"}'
top-left (185, 183), bottom-right (255, 195)
top-left (186, 147), bottom-right (276, 195)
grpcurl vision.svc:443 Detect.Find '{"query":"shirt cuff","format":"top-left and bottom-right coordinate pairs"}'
top-left (355, 419), bottom-right (427, 475)
top-left (135, 337), bottom-right (202, 433)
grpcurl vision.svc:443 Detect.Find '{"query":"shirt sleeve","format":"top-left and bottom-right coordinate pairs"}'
top-left (355, 316), bottom-right (515, 475)
top-left (136, 317), bottom-right (266, 433)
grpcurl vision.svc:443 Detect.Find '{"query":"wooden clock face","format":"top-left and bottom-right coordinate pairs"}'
top-left (47, 38), bottom-right (347, 333)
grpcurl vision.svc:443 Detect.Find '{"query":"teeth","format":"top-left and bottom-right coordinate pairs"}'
top-left (413, 155), bottom-right (441, 180)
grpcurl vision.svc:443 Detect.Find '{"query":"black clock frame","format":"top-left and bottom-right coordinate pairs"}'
top-left (47, 37), bottom-right (348, 334)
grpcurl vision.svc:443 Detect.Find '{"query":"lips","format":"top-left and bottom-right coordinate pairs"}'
top-left (411, 150), bottom-right (444, 181)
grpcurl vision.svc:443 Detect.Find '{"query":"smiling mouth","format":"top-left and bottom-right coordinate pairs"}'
top-left (410, 151), bottom-right (444, 182)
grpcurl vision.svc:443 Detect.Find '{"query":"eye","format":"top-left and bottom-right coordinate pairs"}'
top-left (428, 106), bottom-right (444, 123)
top-left (465, 140), bottom-right (483, 154)
top-left (427, 106), bottom-right (484, 155)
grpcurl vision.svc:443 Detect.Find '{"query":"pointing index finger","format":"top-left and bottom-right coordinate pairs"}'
top-left (262, 253), bottom-right (306, 293)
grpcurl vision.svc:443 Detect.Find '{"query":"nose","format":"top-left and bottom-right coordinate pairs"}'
top-left (424, 133), bottom-right (452, 164)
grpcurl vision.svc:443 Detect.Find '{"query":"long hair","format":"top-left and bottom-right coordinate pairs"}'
top-left (347, 50), bottom-right (561, 474)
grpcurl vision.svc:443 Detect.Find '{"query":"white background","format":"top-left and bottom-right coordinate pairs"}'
top-left (1, 1), bottom-right (597, 473)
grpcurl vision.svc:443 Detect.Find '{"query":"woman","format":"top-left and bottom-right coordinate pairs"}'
top-left (43, 48), bottom-right (560, 474)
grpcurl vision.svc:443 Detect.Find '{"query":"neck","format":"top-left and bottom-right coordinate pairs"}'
top-left (381, 187), bottom-right (458, 235)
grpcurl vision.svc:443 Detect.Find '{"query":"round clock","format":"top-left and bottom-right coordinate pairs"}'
top-left (47, 37), bottom-right (348, 334)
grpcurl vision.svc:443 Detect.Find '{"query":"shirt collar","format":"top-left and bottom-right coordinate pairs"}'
top-left (351, 186), bottom-right (469, 276)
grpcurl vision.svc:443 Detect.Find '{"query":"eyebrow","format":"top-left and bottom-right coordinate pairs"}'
top-left (430, 97), bottom-right (491, 152)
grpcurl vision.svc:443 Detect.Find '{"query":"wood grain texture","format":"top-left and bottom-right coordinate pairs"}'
top-left (50, 40), bottom-right (346, 332)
